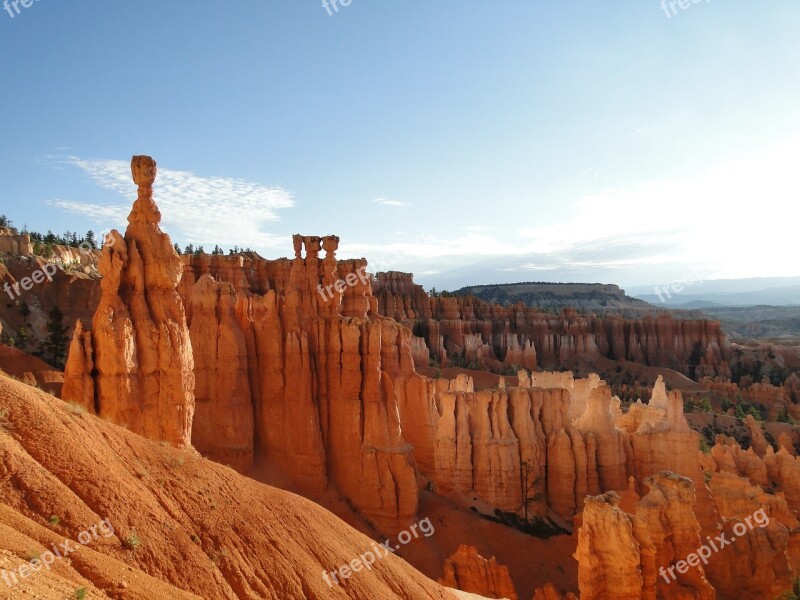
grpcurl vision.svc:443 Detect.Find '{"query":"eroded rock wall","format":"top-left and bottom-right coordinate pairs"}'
top-left (373, 272), bottom-right (732, 378)
top-left (178, 238), bottom-right (418, 531)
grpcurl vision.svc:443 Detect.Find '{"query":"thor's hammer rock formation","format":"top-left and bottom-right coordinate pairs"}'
top-left (63, 156), bottom-right (195, 447)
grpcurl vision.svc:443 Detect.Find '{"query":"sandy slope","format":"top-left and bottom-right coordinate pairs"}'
top-left (0, 375), bottom-right (471, 600)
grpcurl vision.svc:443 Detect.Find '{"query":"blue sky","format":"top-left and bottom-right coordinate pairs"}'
top-left (1, 1), bottom-right (798, 291)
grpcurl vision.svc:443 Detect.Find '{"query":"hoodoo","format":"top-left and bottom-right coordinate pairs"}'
top-left (63, 156), bottom-right (195, 447)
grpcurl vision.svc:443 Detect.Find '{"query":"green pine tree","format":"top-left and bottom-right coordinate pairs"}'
top-left (43, 307), bottom-right (69, 368)
top-left (17, 326), bottom-right (28, 350)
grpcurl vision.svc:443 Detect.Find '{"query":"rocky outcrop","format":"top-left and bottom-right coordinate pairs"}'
top-left (62, 156), bottom-right (195, 447)
top-left (780, 431), bottom-right (797, 456)
top-left (187, 275), bottom-right (253, 472)
top-left (616, 376), bottom-right (719, 529)
top-left (439, 545), bottom-right (519, 600)
top-left (704, 471), bottom-right (800, 598)
top-left (0, 254), bottom-right (101, 364)
top-left (531, 584), bottom-right (578, 600)
top-left (373, 272), bottom-right (733, 377)
top-left (712, 429), bottom-right (800, 514)
top-left (576, 472), bottom-right (715, 600)
top-left (394, 367), bottom-right (715, 525)
top-left (0, 227), bottom-right (33, 255)
top-left (57, 161), bottom-right (411, 531)
top-left (786, 373), bottom-right (800, 405)
top-left (174, 252), bottom-right (731, 534)
top-left (701, 376), bottom-right (794, 421)
top-left (61, 319), bottom-right (94, 411)
top-left (764, 448), bottom-right (800, 513)
top-left (176, 238), bottom-right (418, 531)
top-left (575, 491), bottom-right (645, 600)
top-left (52, 157), bottom-right (800, 598)
top-left (745, 414), bottom-right (770, 457)
top-left (711, 434), bottom-right (769, 486)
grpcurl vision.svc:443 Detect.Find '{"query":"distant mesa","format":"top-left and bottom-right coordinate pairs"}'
top-left (453, 281), bottom-right (653, 312)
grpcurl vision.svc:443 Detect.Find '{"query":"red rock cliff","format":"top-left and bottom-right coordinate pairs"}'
top-left (373, 272), bottom-right (732, 378)
top-left (178, 239), bottom-right (419, 532)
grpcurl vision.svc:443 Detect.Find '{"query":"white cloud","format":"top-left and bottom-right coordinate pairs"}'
top-left (47, 200), bottom-right (130, 224)
top-left (46, 136), bottom-right (800, 287)
top-left (517, 136), bottom-right (800, 279)
top-left (48, 157), bottom-right (294, 248)
top-left (372, 197), bottom-right (406, 207)
top-left (345, 136), bottom-right (800, 284)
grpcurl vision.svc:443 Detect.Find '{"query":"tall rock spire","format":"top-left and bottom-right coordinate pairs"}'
top-left (63, 155), bottom-right (195, 446)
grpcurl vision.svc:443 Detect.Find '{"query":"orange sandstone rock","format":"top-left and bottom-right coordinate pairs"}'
top-left (439, 545), bottom-right (519, 600)
top-left (61, 319), bottom-right (94, 413)
top-left (63, 156), bottom-right (195, 447)
top-left (576, 472), bottom-right (715, 600)
top-left (178, 236), bottom-right (418, 531)
top-left (711, 434), bottom-right (769, 487)
top-left (187, 275), bottom-right (254, 472)
top-left (704, 471), bottom-right (799, 598)
top-left (574, 491), bottom-right (644, 600)
top-left (745, 414), bottom-right (770, 457)
top-left (531, 583), bottom-right (578, 600)
top-left (372, 272), bottom-right (733, 379)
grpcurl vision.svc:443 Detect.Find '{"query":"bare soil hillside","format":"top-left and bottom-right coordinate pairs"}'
top-left (0, 375), bottom-right (469, 600)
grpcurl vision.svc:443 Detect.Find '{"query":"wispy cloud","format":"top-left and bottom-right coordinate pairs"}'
top-left (47, 200), bottom-right (130, 224)
top-left (372, 197), bottom-right (406, 207)
top-left (47, 157), bottom-right (294, 248)
top-left (346, 136), bottom-right (800, 285)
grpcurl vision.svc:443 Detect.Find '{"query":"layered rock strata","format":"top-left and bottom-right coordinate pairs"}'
top-left (373, 272), bottom-right (732, 378)
top-left (398, 370), bottom-right (701, 524)
top-left (177, 238), bottom-right (418, 531)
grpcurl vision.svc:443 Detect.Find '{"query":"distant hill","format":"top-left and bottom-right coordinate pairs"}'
top-left (699, 305), bottom-right (800, 342)
top-left (452, 281), bottom-right (652, 312)
top-left (674, 300), bottom-right (727, 309)
top-left (629, 276), bottom-right (800, 307)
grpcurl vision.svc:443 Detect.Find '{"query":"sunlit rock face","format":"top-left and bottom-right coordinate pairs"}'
top-left (178, 235), bottom-right (419, 531)
top-left (439, 545), bottom-right (519, 600)
top-left (63, 155), bottom-right (195, 447)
